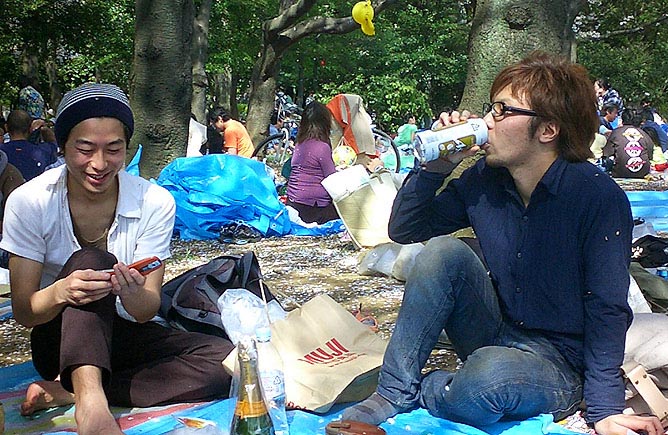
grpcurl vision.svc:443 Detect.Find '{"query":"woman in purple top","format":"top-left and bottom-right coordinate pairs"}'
top-left (286, 101), bottom-right (340, 224)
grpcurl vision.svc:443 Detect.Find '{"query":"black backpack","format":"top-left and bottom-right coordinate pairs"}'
top-left (632, 235), bottom-right (668, 268)
top-left (159, 251), bottom-right (276, 338)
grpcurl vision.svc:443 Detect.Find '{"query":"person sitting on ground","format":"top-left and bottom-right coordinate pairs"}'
top-left (0, 83), bottom-right (234, 435)
top-left (640, 107), bottom-right (668, 152)
top-left (599, 103), bottom-right (619, 134)
top-left (1, 109), bottom-right (56, 180)
top-left (0, 149), bottom-right (25, 268)
top-left (209, 107), bottom-right (254, 158)
top-left (203, 111), bottom-right (224, 155)
top-left (602, 109), bottom-right (654, 179)
top-left (286, 101), bottom-right (340, 224)
top-left (595, 78), bottom-right (624, 128)
top-left (342, 52), bottom-right (663, 435)
top-left (395, 114), bottom-right (418, 148)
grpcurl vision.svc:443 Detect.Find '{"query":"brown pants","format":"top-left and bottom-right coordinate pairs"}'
top-left (30, 248), bottom-right (234, 407)
top-left (287, 199), bottom-right (340, 224)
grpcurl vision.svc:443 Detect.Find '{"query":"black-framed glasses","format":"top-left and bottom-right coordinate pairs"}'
top-left (482, 101), bottom-right (538, 119)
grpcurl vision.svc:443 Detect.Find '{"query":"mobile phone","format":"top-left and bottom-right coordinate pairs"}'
top-left (104, 256), bottom-right (162, 276)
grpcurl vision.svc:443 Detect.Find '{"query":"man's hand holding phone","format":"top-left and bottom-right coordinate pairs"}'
top-left (105, 257), bottom-right (162, 298)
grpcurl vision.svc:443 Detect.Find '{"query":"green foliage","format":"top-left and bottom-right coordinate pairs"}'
top-left (576, 0), bottom-right (668, 115)
top-left (320, 74), bottom-right (431, 132)
top-left (279, 0), bottom-right (469, 127)
top-left (0, 0), bottom-right (135, 107)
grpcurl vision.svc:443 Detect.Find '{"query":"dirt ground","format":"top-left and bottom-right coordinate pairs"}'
top-left (0, 234), bottom-right (460, 372)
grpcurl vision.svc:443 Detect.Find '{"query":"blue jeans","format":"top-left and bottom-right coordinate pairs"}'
top-left (377, 236), bottom-right (583, 426)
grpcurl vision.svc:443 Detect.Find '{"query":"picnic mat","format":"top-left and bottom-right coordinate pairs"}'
top-left (0, 361), bottom-right (583, 434)
top-left (626, 190), bottom-right (668, 232)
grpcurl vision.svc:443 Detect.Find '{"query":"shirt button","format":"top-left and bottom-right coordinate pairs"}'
top-left (515, 287), bottom-right (521, 293)
top-left (522, 216), bottom-right (528, 222)
top-left (516, 252), bottom-right (522, 259)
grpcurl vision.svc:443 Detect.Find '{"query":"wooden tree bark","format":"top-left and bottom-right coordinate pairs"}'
top-left (459, 0), bottom-right (586, 113)
top-left (191, 0), bottom-right (213, 123)
top-left (245, 0), bottom-right (397, 145)
top-left (131, 0), bottom-right (194, 178)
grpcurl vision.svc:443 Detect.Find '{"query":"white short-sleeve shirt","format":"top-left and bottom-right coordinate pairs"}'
top-left (0, 165), bottom-right (175, 319)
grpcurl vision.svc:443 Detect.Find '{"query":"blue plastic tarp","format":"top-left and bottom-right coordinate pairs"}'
top-left (626, 190), bottom-right (668, 232)
top-left (155, 154), bottom-right (344, 240)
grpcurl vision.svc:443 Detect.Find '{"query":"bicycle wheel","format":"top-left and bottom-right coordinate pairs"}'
top-left (252, 133), bottom-right (286, 163)
top-left (372, 128), bottom-right (402, 173)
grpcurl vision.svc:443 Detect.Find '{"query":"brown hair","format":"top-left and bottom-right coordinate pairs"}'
top-left (490, 51), bottom-right (597, 162)
top-left (296, 101), bottom-right (332, 146)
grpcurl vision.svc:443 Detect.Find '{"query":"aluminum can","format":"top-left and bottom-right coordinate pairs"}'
top-left (414, 118), bottom-right (488, 164)
top-left (657, 267), bottom-right (668, 280)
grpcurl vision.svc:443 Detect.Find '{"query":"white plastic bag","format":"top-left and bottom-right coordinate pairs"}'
top-left (217, 288), bottom-right (287, 345)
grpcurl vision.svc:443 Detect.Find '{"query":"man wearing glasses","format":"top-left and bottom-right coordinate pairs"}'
top-left (343, 52), bottom-right (663, 435)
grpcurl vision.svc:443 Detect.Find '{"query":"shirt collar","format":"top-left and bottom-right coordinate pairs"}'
top-left (48, 165), bottom-right (142, 219)
top-left (535, 157), bottom-right (566, 197)
top-left (487, 156), bottom-right (566, 198)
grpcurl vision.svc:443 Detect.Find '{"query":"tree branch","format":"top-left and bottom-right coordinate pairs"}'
top-left (267, 0), bottom-right (317, 39)
top-left (280, 0), bottom-right (397, 46)
top-left (586, 13), bottom-right (668, 41)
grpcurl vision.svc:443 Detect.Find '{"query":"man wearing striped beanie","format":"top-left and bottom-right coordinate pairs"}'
top-left (1, 83), bottom-right (234, 434)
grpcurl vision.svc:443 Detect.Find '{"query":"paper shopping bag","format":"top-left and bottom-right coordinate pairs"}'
top-left (270, 294), bottom-right (387, 413)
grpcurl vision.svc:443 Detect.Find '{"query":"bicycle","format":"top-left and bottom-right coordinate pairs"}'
top-left (253, 116), bottom-right (300, 166)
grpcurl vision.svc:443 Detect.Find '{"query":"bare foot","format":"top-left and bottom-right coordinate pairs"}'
top-left (20, 381), bottom-right (75, 416)
top-left (75, 394), bottom-right (123, 435)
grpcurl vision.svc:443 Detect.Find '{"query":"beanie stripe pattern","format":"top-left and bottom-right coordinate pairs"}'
top-left (54, 83), bottom-right (134, 147)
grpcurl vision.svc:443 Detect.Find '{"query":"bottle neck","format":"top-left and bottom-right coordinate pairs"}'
top-left (236, 357), bottom-right (269, 418)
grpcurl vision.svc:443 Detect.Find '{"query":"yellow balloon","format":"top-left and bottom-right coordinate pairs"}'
top-left (361, 21), bottom-right (375, 36)
top-left (352, 0), bottom-right (375, 36)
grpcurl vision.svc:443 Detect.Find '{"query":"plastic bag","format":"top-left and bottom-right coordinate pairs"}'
top-left (217, 288), bottom-right (287, 345)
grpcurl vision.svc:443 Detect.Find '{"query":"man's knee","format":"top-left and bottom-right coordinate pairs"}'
top-left (58, 248), bottom-right (117, 279)
top-left (410, 236), bottom-right (481, 280)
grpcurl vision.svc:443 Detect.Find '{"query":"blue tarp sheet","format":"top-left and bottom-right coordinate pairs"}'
top-left (626, 190), bottom-right (668, 232)
top-left (154, 154), bottom-right (344, 240)
top-left (0, 361), bottom-right (578, 435)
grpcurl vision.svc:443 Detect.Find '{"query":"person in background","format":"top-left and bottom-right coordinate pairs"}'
top-left (599, 103), bottom-right (619, 134)
top-left (209, 107), bottom-right (254, 158)
top-left (286, 101), bottom-right (340, 224)
top-left (204, 112), bottom-right (224, 155)
top-left (395, 114), bottom-right (418, 149)
top-left (269, 110), bottom-right (284, 137)
top-left (1, 110), bottom-right (55, 180)
top-left (594, 78), bottom-right (624, 128)
top-left (602, 109), bottom-right (654, 178)
top-left (343, 52), bottom-right (663, 435)
top-left (641, 97), bottom-right (666, 126)
top-left (640, 108), bottom-right (668, 152)
top-left (0, 149), bottom-right (24, 268)
top-left (1, 83), bottom-right (234, 435)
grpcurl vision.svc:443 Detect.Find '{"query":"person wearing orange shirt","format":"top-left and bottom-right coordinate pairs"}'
top-left (209, 108), bottom-right (254, 158)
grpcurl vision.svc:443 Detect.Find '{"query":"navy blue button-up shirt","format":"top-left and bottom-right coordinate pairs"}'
top-left (389, 157), bottom-right (633, 423)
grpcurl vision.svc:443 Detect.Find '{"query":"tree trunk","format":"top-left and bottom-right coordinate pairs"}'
top-left (210, 69), bottom-right (232, 113)
top-left (246, 44), bottom-right (279, 143)
top-left (20, 47), bottom-right (40, 90)
top-left (460, 0), bottom-right (586, 112)
top-left (45, 44), bottom-right (63, 111)
top-left (191, 0), bottom-right (212, 124)
top-left (131, 0), bottom-right (194, 178)
top-left (244, 0), bottom-right (398, 145)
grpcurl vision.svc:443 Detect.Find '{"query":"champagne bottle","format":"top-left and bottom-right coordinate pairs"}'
top-left (230, 340), bottom-right (275, 435)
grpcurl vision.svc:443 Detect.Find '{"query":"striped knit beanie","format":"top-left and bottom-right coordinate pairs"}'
top-left (54, 83), bottom-right (134, 146)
